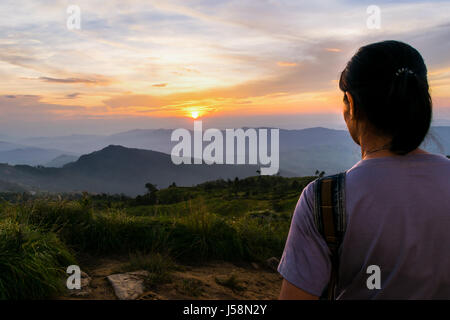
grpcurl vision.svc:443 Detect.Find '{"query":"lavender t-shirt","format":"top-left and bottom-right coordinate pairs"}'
top-left (277, 153), bottom-right (450, 299)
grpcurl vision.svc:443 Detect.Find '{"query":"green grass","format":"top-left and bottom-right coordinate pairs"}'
top-left (119, 251), bottom-right (176, 288)
top-left (0, 175), bottom-right (315, 299)
top-left (0, 219), bottom-right (76, 299)
top-left (120, 251), bottom-right (176, 273)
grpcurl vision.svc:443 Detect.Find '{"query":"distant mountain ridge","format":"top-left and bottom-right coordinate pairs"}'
top-left (44, 154), bottom-right (79, 168)
top-left (0, 147), bottom-right (77, 166)
top-left (8, 126), bottom-right (450, 156)
top-left (0, 145), bottom-right (263, 195)
top-left (0, 126), bottom-right (448, 194)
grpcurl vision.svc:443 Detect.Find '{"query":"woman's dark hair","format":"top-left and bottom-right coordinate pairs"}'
top-left (339, 40), bottom-right (432, 155)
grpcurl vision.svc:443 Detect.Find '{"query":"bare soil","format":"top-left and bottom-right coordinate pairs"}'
top-left (61, 256), bottom-right (283, 300)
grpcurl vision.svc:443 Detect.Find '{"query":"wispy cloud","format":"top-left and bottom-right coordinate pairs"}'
top-left (325, 48), bottom-right (342, 52)
top-left (277, 61), bottom-right (297, 67)
top-left (65, 93), bottom-right (81, 99)
top-left (38, 76), bottom-right (113, 86)
top-left (0, 0), bottom-right (449, 135)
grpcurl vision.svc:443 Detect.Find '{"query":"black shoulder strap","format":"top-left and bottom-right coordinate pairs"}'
top-left (313, 172), bottom-right (346, 300)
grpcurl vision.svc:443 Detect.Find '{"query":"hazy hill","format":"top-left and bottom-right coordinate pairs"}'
top-left (425, 126), bottom-right (450, 154)
top-left (16, 134), bottom-right (104, 154)
top-left (0, 179), bottom-right (27, 193)
top-left (0, 147), bottom-right (77, 166)
top-left (0, 140), bottom-right (79, 166)
top-left (0, 141), bottom-right (25, 152)
top-left (14, 126), bottom-right (450, 152)
top-left (0, 145), bottom-right (263, 196)
top-left (4, 126), bottom-right (450, 176)
top-left (104, 129), bottom-right (173, 154)
top-left (44, 155), bottom-right (79, 168)
top-left (3, 127), bottom-right (359, 174)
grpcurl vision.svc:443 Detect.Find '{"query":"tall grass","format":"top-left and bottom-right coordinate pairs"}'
top-left (0, 194), bottom-right (293, 299)
top-left (234, 216), bottom-right (289, 262)
top-left (2, 199), bottom-right (290, 263)
top-left (171, 210), bottom-right (245, 262)
top-left (0, 219), bottom-right (76, 299)
top-left (0, 175), bottom-right (311, 299)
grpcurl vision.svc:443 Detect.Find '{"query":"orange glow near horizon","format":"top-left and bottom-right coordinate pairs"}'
top-left (191, 111), bottom-right (199, 119)
top-left (2, 0), bottom-right (449, 127)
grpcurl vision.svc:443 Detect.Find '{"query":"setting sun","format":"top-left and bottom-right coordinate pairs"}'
top-left (191, 111), bottom-right (199, 119)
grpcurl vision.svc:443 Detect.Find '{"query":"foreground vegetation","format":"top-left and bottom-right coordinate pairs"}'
top-left (0, 175), bottom-right (315, 299)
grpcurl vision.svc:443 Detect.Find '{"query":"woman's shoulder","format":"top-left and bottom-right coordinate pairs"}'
top-left (347, 152), bottom-right (449, 172)
top-left (345, 152), bottom-right (450, 194)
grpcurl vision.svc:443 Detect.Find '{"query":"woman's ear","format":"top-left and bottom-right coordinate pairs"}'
top-left (345, 92), bottom-right (355, 119)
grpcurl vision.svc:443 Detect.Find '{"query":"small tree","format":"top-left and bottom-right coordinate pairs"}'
top-left (145, 183), bottom-right (158, 194)
top-left (143, 183), bottom-right (158, 205)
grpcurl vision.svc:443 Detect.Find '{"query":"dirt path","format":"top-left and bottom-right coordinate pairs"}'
top-left (62, 256), bottom-right (283, 300)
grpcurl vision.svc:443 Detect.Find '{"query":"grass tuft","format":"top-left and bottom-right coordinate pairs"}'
top-left (0, 219), bottom-right (76, 299)
top-left (120, 251), bottom-right (175, 288)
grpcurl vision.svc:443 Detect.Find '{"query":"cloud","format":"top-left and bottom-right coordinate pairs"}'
top-left (0, 0), bottom-right (449, 136)
top-left (65, 93), bottom-right (81, 99)
top-left (102, 42), bottom-right (345, 114)
top-left (103, 94), bottom-right (169, 109)
top-left (38, 76), bottom-right (113, 86)
top-left (277, 61), bottom-right (297, 67)
top-left (0, 95), bottom-right (89, 118)
top-left (325, 48), bottom-right (342, 52)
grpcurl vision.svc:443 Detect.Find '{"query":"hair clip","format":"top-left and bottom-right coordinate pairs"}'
top-left (395, 67), bottom-right (415, 76)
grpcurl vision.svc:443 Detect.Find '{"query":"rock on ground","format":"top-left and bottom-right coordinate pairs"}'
top-left (265, 257), bottom-right (280, 272)
top-left (107, 271), bottom-right (150, 300)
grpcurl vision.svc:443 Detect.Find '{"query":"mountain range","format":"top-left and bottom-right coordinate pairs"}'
top-left (0, 145), bottom-right (261, 196)
top-left (0, 126), bottom-right (448, 195)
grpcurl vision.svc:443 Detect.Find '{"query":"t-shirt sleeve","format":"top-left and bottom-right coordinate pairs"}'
top-left (277, 180), bottom-right (332, 296)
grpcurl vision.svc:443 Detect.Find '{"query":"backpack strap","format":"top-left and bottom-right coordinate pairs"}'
top-left (313, 172), bottom-right (347, 300)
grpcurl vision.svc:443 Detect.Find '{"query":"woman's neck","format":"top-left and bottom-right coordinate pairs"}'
top-left (361, 146), bottom-right (428, 160)
top-left (359, 131), bottom-right (428, 160)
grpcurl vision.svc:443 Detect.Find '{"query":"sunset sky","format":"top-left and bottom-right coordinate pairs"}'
top-left (0, 0), bottom-right (449, 136)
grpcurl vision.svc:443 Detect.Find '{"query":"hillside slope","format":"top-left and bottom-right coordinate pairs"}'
top-left (0, 145), bottom-right (262, 195)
